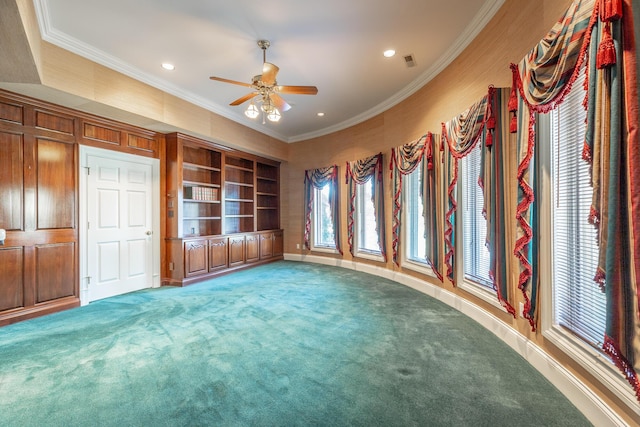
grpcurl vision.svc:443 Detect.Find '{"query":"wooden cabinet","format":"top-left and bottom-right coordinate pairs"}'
top-left (164, 132), bottom-right (283, 286)
top-left (208, 237), bottom-right (228, 272)
top-left (228, 235), bottom-right (246, 267)
top-left (246, 233), bottom-right (260, 263)
top-left (184, 240), bottom-right (208, 277)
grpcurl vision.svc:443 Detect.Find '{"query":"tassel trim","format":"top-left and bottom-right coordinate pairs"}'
top-left (597, 22), bottom-right (617, 69)
top-left (603, 336), bottom-right (640, 403)
top-left (600, 0), bottom-right (622, 22)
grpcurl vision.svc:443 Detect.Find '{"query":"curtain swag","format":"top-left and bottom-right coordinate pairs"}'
top-left (442, 86), bottom-right (495, 285)
top-left (389, 133), bottom-right (442, 280)
top-left (510, 0), bottom-right (640, 401)
top-left (346, 153), bottom-right (386, 261)
top-left (303, 165), bottom-right (342, 254)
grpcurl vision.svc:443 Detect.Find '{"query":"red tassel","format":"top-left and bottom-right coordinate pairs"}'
top-left (486, 130), bottom-right (493, 147)
top-left (487, 116), bottom-right (496, 131)
top-left (600, 0), bottom-right (622, 22)
top-left (508, 86), bottom-right (518, 112)
top-left (597, 24), bottom-right (616, 68)
top-left (510, 114), bottom-right (518, 133)
top-left (427, 160), bottom-right (433, 170)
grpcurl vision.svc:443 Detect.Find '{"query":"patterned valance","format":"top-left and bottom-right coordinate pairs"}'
top-left (441, 87), bottom-right (495, 284)
top-left (346, 153), bottom-right (386, 260)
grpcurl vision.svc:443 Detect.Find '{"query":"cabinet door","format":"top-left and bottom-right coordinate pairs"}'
top-left (228, 236), bottom-right (245, 267)
top-left (259, 232), bottom-right (273, 259)
top-left (209, 237), bottom-right (228, 272)
top-left (184, 240), bottom-right (208, 277)
top-left (246, 234), bottom-right (259, 263)
top-left (273, 230), bottom-right (283, 257)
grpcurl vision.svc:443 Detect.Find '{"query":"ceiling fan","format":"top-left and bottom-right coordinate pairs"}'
top-left (209, 40), bottom-right (318, 122)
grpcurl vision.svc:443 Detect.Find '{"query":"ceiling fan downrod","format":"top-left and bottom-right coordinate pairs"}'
top-left (257, 40), bottom-right (270, 63)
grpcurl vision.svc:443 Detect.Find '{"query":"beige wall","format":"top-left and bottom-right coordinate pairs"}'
top-left (286, 0), bottom-right (638, 423)
top-left (5, 0), bottom-right (638, 423)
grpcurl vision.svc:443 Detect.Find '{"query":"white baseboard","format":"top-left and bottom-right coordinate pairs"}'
top-left (283, 253), bottom-right (629, 427)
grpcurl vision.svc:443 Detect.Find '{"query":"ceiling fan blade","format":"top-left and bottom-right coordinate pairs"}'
top-left (269, 93), bottom-right (291, 112)
top-left (230, 92), bottom-right (258, 106)
top-left (209, 76), bottom-right (252, 88)
top-left (261, 62), bottom-right (279, 85)
top-left (277, 85), bottom-right (318, 95)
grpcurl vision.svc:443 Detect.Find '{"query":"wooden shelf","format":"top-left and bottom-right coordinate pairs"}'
top-left (184, 199), bottom-right (220, 204)
top-left (184, 162), bottom-right (221, 172)
top-left (225, 164), bottom-right (253, 173)
top-left (184, 216), bottom-right (222, 220)
top-left (183, 180), bottom-right (220, 188)
top-left (226, 181), bottom-right (254, 187)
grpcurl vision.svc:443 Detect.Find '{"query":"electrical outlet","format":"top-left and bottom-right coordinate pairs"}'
top-left (519, 302), bottom-right (525, 318)
top-left (296, 243), bottom-right (300, 249)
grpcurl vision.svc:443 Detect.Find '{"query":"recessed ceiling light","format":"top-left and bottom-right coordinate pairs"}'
top-left (162, 63), bottom-right (175, 71)
top-left (317, 112), bottom-right (325, 117)
top-left (383, 49), bottom-right (396, 58)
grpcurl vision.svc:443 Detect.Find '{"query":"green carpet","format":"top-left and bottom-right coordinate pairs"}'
top-left (0, 261), bottom-right (590, 426)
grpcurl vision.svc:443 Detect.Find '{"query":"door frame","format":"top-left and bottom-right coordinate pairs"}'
top-left (79, 145), bottom-right (161, 306)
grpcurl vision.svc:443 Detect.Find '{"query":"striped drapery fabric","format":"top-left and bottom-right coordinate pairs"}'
top-left (441, 88), bottom-right (492, 284)
top-left (389, 133), bottom-right (442, 280)
top-left (511, 0), bottom-right (640, 401)
top-left (304, 165), bottom-right (342, 254)
top-left (478, 88), bottom-right (517, 317)
top-left (510, 0), bottom-right (597, 332)
top-left (346, 153), bottom-right (386, 261)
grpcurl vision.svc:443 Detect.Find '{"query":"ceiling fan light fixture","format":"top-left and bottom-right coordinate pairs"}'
top-left (267, 108), bottom-right (281, 122)
top-left (245, 102), bottom-right (259, 119)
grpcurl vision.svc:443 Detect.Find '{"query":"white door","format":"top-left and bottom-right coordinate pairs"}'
top-left (86, 153), bottom-right (154, 302)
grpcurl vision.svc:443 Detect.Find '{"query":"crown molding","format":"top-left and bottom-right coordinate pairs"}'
top-left (33, 0), bottom-right (504, 144)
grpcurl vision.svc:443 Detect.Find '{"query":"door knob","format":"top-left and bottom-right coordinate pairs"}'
top-left (146, 230), bottom-right (153, 235)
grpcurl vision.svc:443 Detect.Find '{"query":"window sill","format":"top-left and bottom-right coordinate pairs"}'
top-left (458, 279), bottom-right (503, 312)
top-left (543, 326), bottom-right (640, 413)
top-left (355, 250), bottom-right (384, 263)
top-left (310, 245), bottom-right (339, 255)
top-left (402, 258), bottom-right (438, 279)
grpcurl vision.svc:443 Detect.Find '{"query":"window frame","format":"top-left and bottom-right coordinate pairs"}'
top-left (354, 178), bottom-right (384, 261)
top-left (537, 111), bottom-right (639, 410)
top-left (400, 164), bottom-right (437, 277)
top-left (310, 184), bottom-right (339, 254)
top-left (455, 143), bottom-right (501, 309)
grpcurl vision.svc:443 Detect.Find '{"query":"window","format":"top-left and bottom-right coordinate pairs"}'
top-left (355, 178), bottom-right (382, 257)
top-left (403, 164), bottom-right (427, 265)
top-left (312, 184), bottom-right (336, 250)
top-left (459, 145), bottom-right (492, 289)
top-left (548, 73), bottom-right (606, 349)
top-left (539, 71), bottom-right (631, 405)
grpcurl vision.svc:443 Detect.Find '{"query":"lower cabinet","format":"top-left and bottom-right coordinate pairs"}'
top-left (209, 237), bottom-right (228, 272)
top-left (171, 230), bottom-right (284, 286)
top-left (185, 240), bottom-right (208, 277)
top-left (246, 234), bottom-right (260, 263)
top-left (228, 235), bottom-right (246, 267)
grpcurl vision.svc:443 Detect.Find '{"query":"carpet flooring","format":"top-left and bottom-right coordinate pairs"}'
top-left (0, 261), bottom-right (591, 426)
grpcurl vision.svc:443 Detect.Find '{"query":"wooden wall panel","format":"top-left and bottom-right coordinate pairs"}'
top-left (0, 247), bottom-right (24, 311)
top-left (0, 131), bottom-right (23, 230)
top-left (36, 139), bottom-right (75, 230)
top-left (83, 122), bottom-right (121, 145)
top-left (35, 243), bottom-right (75, 303)
top-left (34, 110), bottom-right (75, 135)
top-left (0, 101), bottom-right (23, 125)
top-left (127, 133), bottom-right (154, 152)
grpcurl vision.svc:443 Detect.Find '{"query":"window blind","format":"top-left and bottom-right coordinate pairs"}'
top-left (551, 72), bottom-right (606, 349)
top-left (461, 145), bottom-right (492, 288)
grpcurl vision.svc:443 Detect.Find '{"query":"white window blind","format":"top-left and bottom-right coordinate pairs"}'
top-left (357, 179), bottom-right (380, 254)
top-left (461, 145), bottom-right (492, 288)
top-left (313, 185), bottom-right (335, 249)
top-left (405, 165), bottom-right (427, 263)
top-left (551, 72), bottom-right (606, 349)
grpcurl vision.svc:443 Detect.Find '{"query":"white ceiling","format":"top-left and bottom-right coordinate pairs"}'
top-left (34, 0), bottom-right (504, 143)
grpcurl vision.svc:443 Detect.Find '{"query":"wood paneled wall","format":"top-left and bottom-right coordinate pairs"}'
top-left (0, 91), bottom-right (162, 325)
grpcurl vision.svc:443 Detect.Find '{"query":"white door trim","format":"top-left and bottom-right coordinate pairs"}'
top-left (79, 146), bottom-right (161, 306)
